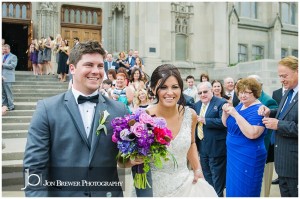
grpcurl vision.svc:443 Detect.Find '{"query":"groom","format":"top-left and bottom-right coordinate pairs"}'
top-left (23, 41), bottom-right (129, 197)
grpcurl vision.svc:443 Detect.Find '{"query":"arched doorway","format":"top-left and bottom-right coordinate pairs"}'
top-left (2, 2), bottom-right (32, 71)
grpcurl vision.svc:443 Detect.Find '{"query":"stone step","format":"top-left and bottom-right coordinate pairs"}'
top-left (2, 116), bottom-right (32, 123)
top-left (2, 172), bottom-right (24, 187)
top-left (3, 110), bottom-right (34, 116)
top-left (14, 93), bottom-right (62, 98)
top-left (2, 123), bottom-right (30, 131)
top-left (2, 138), bottom-right (26, 161)
top-left (13, 89), bottom-right (66, 94)
top-left (2, 130), bottom-right (28, 139)
top-left (13, 81), bottom-right (68, 85)
top-left (14, 103), bottom-right (36, 110)
top-left (2, 160), bottom-right (23, 173)
top-left (14, 97), bottom-right (52, 102)
top-left (12, 85), bottom-right (68, 90)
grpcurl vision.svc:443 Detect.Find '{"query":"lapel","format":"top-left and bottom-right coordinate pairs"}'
top-left (195, 101), bottom-right (201, 115)
top-left (205, 96), bottom-right (216, 117)
top-left (278, 92), bottom-right (298, 119)
top-left (89, 94), bottom-right (108, 164)
top-left (64, 90), bottom-right (90, 149)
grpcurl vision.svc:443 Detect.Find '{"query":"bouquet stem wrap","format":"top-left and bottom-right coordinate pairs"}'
top-left (133, 163), bottom-right (151, 189)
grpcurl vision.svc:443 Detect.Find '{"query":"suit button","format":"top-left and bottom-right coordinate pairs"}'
top-left (275, 145), bottom-right (278, 147)
top-left (89, 167), bottom-right (93, 170)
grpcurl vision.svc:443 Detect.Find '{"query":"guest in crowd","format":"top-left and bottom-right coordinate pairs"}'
top-left (223, 77), bottom-right (240, 106)
top-left (29, 39), bottom-right (39, 76)
top-left (125, 49), bottom-right (135, 68)
top-left (37, 38), bottom-right (45, 75)
top-left (193, 81), bottom-right (227, 196)
top-left (132, 88), bottom-right (151, 111)
top-left (104, 53), bottom-right (117, 74)
top-left (57, 40), bottom-right (69, 82)
top-left (248, 74), bottom-right (278, 197)
top-left (211, 79), bottom-right (231, 103)
top-left (115, 51), bottom-right (128, 72)
top-left (117, 68), bottom-right (129, 86)
top-left (128, 68), bottom-right (145, 92)
top-left (132, 57), bottom-right (145, 74)
top-left (111, 72), bottom-right (134, 113)
top-left (183, 75), bottom-right (198, 102)
top-left (43, 36), bottom-right (54, 75)
top-left (107, 69), bottom-right (117, 88)
top-left (200, 73), bottom-right (209, 82)
top-left (53, 34), bottom-right (63, 78)
top-left (2, 44), bottom-right (18, 111)
top-left (99, 79), bottom-right (113, 98)
top-left (222, 77), bottom-right (267, 197)
top-left (258, 56), bottom-right (298, 197)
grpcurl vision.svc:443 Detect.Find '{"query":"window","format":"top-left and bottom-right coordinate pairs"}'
top-left (21, 5), bottom-right (26, 19)
top-left (175, 34), bottom-right (187, 61)
top-left (82, 11), bottom-right (86, 24)
top-left (2, 3), bottom-right (7, 17)
top-left (70, 9), bottom-right (75, 23)
top-left (292, 50), bottom-right (298, 57)
top-left (15, 4), bottom-right (20, 18)
top-left (281, 2), bottom-right (297, 25)
top-left (252, 46), bottom-right (264, 60)
top-left (64, 9), bottom-right (69, 23)
top-left (76, 10), bottom-right (80, 23)
top-left (237, 2), bottom-right (257, 19)
top-left (238, 44), bottom-right (248, 62)
top-left (9, 3), bottom-right (13, 17)
top-left (281, 48), bottom-right (288, 58)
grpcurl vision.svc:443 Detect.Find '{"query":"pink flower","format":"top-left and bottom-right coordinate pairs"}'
top-left (112, 133), bottom-right (118, 143)
top-left (130, 122), bottom-right (146, 137)
top-left (153, 127), bottom-right (173, 145)
top-left (139, 112), bottom-right (154, 125)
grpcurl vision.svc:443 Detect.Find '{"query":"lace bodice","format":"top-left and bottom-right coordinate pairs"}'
top-left (151, 106), bottom-right (192, 197)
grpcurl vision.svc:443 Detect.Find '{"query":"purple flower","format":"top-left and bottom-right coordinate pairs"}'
top-left (130, 122), bottom-right (146, 137)
top-left (117, 141), bottom-right (131, 154)
top-left (153, 117), bottom-right (167, 128)
top-left (120, 129), bottom-right (136, 141)
top-left (139, 112), bottom-right (155, 125)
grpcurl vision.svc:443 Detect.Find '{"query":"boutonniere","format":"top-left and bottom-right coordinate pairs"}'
top-left (96, 110), bottom-right (110, 136)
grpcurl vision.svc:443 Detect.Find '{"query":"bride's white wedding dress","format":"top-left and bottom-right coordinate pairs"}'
top-left (151, 107), bottom-right (218, 197)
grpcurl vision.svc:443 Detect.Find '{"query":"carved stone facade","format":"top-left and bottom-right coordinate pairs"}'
top-left (36, 2), bottom-right (58, 39)
top-left (107, 2), bottom-right (129, 53)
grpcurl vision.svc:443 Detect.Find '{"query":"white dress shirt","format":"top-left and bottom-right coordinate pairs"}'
top-left (72, 87), bottom-right (98, 137)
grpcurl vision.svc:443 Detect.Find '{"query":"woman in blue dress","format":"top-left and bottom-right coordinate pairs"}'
top-left (221, 77), bottom-right (267, 197)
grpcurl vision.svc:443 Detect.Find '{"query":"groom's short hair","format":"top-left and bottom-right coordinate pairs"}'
top-left (69, 40), bottom-right (106, 67)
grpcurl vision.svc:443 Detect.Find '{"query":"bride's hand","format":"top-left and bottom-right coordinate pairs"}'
top-left (192, 169), bottom-right (204, 184)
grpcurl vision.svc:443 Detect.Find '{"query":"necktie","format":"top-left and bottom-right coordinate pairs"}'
top-left (3, 54), bottom-right (9, 63)
top-left (270, 89), bottom-right (294, 144)
top-left (77, 94), bottom-right (99, 104)
top-left (197, 104), bottom-right (207, 140)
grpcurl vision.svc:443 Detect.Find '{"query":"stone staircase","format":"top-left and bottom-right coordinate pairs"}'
top-left (2, 71), bottom-right (68, 192)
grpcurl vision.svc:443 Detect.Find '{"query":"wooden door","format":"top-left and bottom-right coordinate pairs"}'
top-left (61, 27), bottom-right (101, 48)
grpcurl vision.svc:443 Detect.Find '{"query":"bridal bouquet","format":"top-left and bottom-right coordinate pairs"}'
top-left (111, 109), bottom-right (177, 189)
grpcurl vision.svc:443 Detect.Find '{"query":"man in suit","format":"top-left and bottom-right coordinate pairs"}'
top-left (23, 41), bottom-right (128, 197)
top-left (183, 75), bottom-right (198, 102)
top-left (104, 53), bottom-right (117, 74)
top-left (192, 82), bottom-right (227, 197)
top-left (125, 49), bottom-right (135, 68)
top-left (248, 75), bottom-right (278, 197)
top-left (259, 56), bottom-right (298, 197)
top-left (2, 44), bottom-right (18, 111)
top-left (223, 77), bottom-right (240, 107)
top-left (271, 85), bottom-right (287, 185)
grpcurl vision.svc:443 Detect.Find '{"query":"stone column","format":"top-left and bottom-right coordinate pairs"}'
top-left (36, 2), bottom-right (58, 39)
top-left (229, 7), bottom-right (239, 65)
top-left (269, 15), bottom-right (282, 60)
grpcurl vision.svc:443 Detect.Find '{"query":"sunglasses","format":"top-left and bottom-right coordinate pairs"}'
top-left (198, 90), bottom-right (209, 95)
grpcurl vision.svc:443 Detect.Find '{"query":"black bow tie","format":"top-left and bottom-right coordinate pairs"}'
top-left (77, 94), bottom-right (99, 104)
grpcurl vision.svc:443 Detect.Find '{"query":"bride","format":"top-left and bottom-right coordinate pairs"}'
top-left (129, 64), bottom-right (217, 197)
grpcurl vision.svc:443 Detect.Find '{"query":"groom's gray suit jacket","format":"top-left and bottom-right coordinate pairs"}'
top-left (23, 90), bottom-right (128, 197)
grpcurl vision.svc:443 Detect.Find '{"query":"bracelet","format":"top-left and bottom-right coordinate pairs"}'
top-left (194, 169), bottom-right (203, 174)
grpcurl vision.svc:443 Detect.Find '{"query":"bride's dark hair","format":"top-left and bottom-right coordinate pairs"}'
top-left (148, 64), bottom-right (186, 113)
